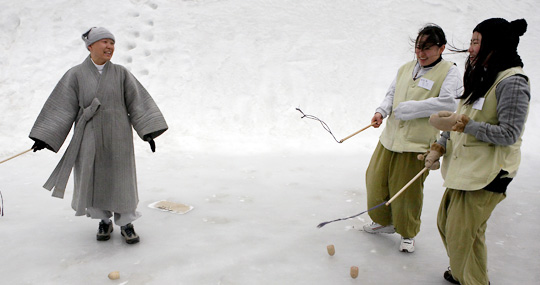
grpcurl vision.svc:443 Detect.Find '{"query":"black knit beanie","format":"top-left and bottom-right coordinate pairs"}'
top-left (473, 18), bottom-right (527, 55)
top-left (460, 18), bottom-right (528, 104)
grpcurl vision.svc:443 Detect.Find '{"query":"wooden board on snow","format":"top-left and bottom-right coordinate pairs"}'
top-left (148, 200), bottom-right (193, 214)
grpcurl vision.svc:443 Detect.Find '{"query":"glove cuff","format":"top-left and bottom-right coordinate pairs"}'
top-left (459, 114), bottom-right (470, 126)
top-left (430, 143), bottom-right (446, 155)
top-left (452, 114), bottom-right (470, 132)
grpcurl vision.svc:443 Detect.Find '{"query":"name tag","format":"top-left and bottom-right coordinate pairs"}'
top-left (418, 78), bottom-right (434, 90)
top-left (473, 98), bottom-right (485, 110)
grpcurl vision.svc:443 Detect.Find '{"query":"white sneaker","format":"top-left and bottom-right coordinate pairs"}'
top-left (399, 237), bottom-right (415, 253)
top-left (363, 222), bottom-right (396, 234)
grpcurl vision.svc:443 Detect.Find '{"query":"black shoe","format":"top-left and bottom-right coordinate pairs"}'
top-left (444, 268), bottom-right (460, 284)
top-left (121, 223), bottom-right (140, 244)
top-left (97, 221), bottom-right (113, 241)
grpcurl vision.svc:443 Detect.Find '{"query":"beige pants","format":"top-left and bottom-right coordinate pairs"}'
top-left (437, 188), bottom-right (505, 285)
top-left (365, 142), bottom-right (428, 238)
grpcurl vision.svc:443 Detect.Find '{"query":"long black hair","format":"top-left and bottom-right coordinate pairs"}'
top-left (459, 18), bottom-right (527, 104)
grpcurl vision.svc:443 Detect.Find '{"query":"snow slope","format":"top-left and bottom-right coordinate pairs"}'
top-left (1, 0), bottom-right (539, 284)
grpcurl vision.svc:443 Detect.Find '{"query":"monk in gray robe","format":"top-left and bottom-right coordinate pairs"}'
top-left (29, 27), bottom-right (168, 244)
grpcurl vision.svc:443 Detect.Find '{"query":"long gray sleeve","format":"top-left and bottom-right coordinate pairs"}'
top-left (463, 75), bottom-right (530, 145)
top-left (29, 69), bottom-right (80, 152)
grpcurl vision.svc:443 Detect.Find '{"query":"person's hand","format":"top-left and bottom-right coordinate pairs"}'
top-left (144, 135), bottom-right (156, 152)
top-left (429, 111), bottom-right (470, 132)
top-left (417, 143), bottom-right (445, 170)
top-left (429, 111), bottom-right (458, 131)
top-left (31, 139), bottom-right (50, 152)
top-left (371, 112), bottom-right (383, 128)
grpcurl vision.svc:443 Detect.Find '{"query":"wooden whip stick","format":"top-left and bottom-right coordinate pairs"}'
top-left (385, 167), bottom-right (428, 206)
top-left (0, 149), bottom-right (32, 165)
top-left (339, 122), bottom-right (377, 143)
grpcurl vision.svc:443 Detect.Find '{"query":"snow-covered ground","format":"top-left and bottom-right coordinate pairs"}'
top-left (1, 0), bottom-right (539, 284)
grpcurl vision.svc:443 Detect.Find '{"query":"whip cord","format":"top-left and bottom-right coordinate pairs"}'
top-left (317, 201), bottom-right (387, 228)
top-left (296, 108), bottom-right (340, 143)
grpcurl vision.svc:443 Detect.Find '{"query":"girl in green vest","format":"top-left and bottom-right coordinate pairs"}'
top-left (363, 24), bottom-right (462, 253)
top-left (426, 18), bottom-right (530, 284)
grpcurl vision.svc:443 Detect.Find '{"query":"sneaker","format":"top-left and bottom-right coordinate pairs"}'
top-left (443, 268), bottom-right (460, 284)
top-left (97, 220), bottom-right (113, 241)
top-left (363, 222), bottom-right (396, 234)
top-left (121, 223), bottom-right (140, 244)
top-left (399, 237), bottom-right (415, 253)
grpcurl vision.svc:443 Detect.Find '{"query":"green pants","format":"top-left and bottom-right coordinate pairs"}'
top-left (365, 142), bottom-right (428, 238)
top-left (437, 188), bottom-right (505, 285)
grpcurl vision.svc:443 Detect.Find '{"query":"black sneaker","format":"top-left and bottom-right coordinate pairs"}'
top-left (444, 268), bottom-right (460, 284)
top-left (97, 221), bottom-right (113, 241)
top-left (121, 223), bottom-right (140, 244)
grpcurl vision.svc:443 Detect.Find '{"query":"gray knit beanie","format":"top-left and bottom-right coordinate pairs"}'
top-left (82, 27), bottom-right (115, 49)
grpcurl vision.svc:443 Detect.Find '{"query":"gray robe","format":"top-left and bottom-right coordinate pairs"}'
top-left (30, 56), bottom-right (168, 215)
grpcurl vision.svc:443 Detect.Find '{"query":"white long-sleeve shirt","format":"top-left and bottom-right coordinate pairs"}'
top-left (376, 61), bottom-right (463, 120)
